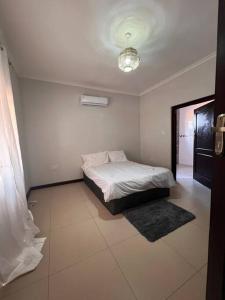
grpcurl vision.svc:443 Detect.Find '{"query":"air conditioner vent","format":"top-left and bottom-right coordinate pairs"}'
top-left (80, 95), bottom-right (109, 107)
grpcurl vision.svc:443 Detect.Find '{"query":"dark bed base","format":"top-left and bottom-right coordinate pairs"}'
top-left (83, 173), bottom-right (170, 215)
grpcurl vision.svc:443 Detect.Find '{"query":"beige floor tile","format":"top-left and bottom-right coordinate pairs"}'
top-left (50, 183), bottom-right (88, 207)
top-left (168, 197), bottom-right (210, 233)
top-left (50, 199), bottom-right (92, 229)
top-left (162, 222), bottom-right (209, 269)
top-left (95, 214), bottom-right (138, 246)
top-left (170, 179), bottom-right (211, 208)
top-left (0, 239), bottom-right (49, 299)
top-left (30, 203), bottom-right (51, 233)
top-left (176, 179), bottom-right (211, 205)
top-left (169, 196), bottom-right (209, 217)
top-left (82, 184), bottom-right (110, 218)
top-left (199, 264), bottom-right (208, 280)
top-left (4, 179), bottom-right (210, 300)
top-left (85, 196), bottom-right (110, 218)
top-left (29, 189), bottom-right (52, 233)
top-left (0, 278), bottom-right (48, 300)
top-left (168, 197), bottom-right (194, 213)
top-left (29, 188), bottom-right (53, 206)
top-left (170, 183), bottom-right (190, 200)
top-left (111, 235), bottom-right (195, 300)
top-left (49, 249), bottom-right (136, 300)
top-left (50, 219), bottom-right (107, 274)
top-left (168, 273), bottom-right (206, 300)
top-left (193, 213), bottom-right (210, 232)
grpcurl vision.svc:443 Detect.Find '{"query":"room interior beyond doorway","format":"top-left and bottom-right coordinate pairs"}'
top-left (176, 100), bottom-right (213, 180)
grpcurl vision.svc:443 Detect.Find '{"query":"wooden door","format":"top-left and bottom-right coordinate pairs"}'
top-left (206, 0), bottom-right (225, 298)
top-left (193, 101), bottom-right (214, 188)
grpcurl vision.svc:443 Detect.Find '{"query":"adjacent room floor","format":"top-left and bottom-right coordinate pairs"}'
top-left (0, 178), bottom-right (210, 300)
top-left (177, 164), bottom-right (193, 179)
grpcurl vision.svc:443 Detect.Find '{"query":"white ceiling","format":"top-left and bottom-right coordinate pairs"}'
top-left (0, 0), bottom-right (218, 95)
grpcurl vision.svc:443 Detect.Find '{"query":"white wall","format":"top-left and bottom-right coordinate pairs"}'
top-left (10, 67), bottom-right (30, 192)
top-left (20, 78), bottom-right (140, 187)
top-left (15, 55), bottom-right (216, 187)
top-left (140, 56), bottom-right (216, 168)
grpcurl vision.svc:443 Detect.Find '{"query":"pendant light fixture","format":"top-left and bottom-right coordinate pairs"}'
top-left (118, 32), bottom-right (140, 72)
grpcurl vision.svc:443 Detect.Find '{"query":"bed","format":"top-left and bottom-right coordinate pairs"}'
top-left (82, 151), bottom-right (175, 215)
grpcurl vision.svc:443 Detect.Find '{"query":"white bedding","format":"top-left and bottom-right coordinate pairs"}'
top-left (83, 161), bottom-right (175, 202)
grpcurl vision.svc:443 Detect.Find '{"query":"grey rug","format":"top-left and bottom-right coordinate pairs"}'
top-left (123, 200), bottom-right (195, 242)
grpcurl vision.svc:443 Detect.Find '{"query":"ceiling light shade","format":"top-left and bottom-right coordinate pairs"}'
top-left (118, 47), bottom-right (140, 72)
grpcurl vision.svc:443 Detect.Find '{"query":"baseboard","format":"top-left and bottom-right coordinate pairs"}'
top-left (27, 178), bottom-right (84, 196)
top-left (26, 188), bottom-right (32, 200)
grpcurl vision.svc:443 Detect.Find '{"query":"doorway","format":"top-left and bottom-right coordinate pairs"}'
top-left (177, 102), bottom-right (210, 179)
top-left (193, 101), bottom-right (215, 188)
top-left (171, 94), bottom-right (215, 184)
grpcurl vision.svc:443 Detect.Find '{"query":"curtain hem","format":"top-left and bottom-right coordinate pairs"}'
top-left (1, 237), bottom-right (46, 287)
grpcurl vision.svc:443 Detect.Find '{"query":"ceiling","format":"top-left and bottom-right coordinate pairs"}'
top-left (0, 0), bottom-right (218, 95)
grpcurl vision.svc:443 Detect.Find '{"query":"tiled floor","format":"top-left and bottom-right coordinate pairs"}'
top-left (177, 164), bottom-right (193, 179)
top-left (0, 178), bottom-right (211, 300)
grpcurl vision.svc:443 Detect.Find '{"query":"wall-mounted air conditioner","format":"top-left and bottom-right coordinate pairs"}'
top-left (80, 95), bottom-right (109, 107)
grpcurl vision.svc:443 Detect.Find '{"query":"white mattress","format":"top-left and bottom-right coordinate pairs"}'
top-left (83, 161), bottom-right (175, 202)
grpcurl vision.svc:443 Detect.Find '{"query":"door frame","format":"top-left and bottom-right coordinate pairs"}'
top-left (171, 94), bottom-right (215, 180)
top-left (193, 102), bottom-right (214, 188)
top-left (207, 0), bottom-right (225, 298)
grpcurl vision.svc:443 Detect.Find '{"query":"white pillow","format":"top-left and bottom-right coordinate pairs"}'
top-left (81, 151), bottom-right (109, 170)
top-left (108, 150), bottom-right (127, 162)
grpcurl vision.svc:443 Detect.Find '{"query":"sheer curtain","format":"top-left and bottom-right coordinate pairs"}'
top-left (0, 46), bottom-right (45, 286)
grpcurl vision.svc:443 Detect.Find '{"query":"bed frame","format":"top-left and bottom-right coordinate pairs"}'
top-left (83, 173), bottom-right (170, 215)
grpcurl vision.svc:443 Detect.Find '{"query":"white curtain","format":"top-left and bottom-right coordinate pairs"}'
top-left (0, 46), bottom-right (45, 286)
